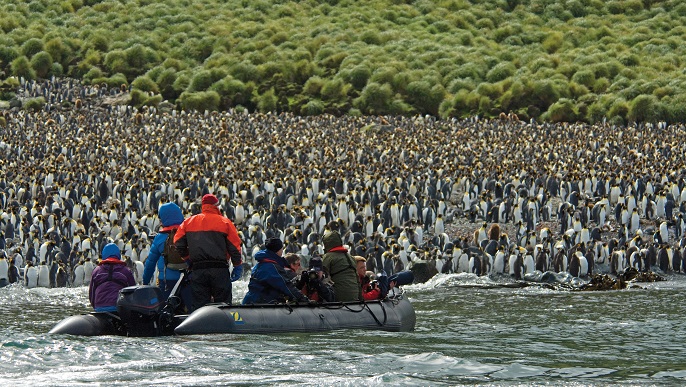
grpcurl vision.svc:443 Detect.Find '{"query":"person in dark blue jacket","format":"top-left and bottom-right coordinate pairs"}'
top-left (242, 238), bottom-right (310, 304)
top-left (142, 202), bottom-right (192, 311)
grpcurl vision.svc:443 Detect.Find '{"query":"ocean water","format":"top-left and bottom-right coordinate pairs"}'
top-left (1, 275), bottom-right (686, 386)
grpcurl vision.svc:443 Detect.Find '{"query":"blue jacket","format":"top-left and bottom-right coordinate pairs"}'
top-left (143, 203), bottom-right (185, 285)
top-left (242, 250), bottom-right (309, 304)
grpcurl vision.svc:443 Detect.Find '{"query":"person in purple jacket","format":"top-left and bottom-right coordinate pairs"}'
top-left (89, 243), bottom-right (136, 312)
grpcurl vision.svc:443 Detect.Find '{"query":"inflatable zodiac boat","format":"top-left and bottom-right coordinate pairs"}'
top-left (49, 285), bottom-right (416, 337)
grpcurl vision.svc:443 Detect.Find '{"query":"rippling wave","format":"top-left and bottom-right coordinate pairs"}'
top-left (2, 276), bottom-right (686, 385)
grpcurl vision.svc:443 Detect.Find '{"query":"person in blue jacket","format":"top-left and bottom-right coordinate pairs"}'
top-left (242, 238), bottom-right (310, 304)
top-left (143, 202), bottom-right (193, 312)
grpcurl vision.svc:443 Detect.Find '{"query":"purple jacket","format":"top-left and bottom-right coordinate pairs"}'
top-left (89, 258), bottom-right (136, 312)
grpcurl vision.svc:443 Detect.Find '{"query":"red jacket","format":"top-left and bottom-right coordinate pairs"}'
top-left (301, 284), bottom-right (321, 302)
top-left (360, 275), bottom-right (381, 301)
top-left (174, 204), bottom-right (242, 268)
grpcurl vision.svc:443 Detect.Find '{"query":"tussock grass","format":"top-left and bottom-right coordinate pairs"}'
top-left (0, 0), bottom-right (685, 123)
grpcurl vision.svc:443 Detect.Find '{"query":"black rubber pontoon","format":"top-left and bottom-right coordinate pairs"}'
top-left (174, 294), bottom-right (415, 335)
top-left (49, 285), bottom-right (415, 336)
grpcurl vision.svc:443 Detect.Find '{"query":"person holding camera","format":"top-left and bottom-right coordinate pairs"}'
top-left (355, 256), bottom-right (392, 301)
top-left (242, 238), bottom-right (310, 304)
top-left (297, 257), bottom-right (335, 302)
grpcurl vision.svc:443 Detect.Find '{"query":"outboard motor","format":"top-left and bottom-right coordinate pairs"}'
top-left (117, 285), bottom-right (164, 337)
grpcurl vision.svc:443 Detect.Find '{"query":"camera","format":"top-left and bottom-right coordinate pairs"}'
top-left (368, 280), bottom-right (379, 290)
top-left (303, 269), bottom-right (320, 292)
top-left (307, 268), bottom-right (320, 280)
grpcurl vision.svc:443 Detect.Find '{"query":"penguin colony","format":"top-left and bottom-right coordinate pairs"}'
top-left (0, 77), bottom-right (684, 289)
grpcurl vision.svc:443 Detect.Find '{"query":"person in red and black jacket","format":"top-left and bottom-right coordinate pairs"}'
top-left (174, 194), bottom-right (243, 310)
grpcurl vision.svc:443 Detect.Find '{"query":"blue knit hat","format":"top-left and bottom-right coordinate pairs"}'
top-left (158, 202), bottom-right (185, 227)
top-left (101, 243), bottom-right (121, 260)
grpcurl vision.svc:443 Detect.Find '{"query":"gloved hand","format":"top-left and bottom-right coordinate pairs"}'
top-left (295, 273), bottom-right (307, 289)
top-left (376, 273), bottom-right (390, 299)
top-left (230, 264), bottom-right (243, 282)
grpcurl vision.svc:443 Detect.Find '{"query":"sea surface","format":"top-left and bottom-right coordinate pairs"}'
top-left (1, 275), bottom-right (686, 386)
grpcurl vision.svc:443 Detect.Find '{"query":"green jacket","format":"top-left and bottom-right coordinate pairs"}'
top-left (322, 231), bottom-right (362, 302)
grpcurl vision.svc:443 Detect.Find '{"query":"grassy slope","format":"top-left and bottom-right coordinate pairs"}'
top-left (1, 0), bottom-right (686, 123)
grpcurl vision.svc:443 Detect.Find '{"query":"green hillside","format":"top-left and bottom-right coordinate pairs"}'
top-left (1, 0), bottom-right (685, 124)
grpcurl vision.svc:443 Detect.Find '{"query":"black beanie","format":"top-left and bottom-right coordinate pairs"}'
top-left (265, 238), bottom-right (284, 252)
top-left (308, 257), bottom-right (323, 271)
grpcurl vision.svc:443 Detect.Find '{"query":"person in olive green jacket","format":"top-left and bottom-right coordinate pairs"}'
top-left (321, 229), bottom-right (362, 302)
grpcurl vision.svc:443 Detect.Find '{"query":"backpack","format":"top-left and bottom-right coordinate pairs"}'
top-left (163, 229), bottom-right (187, 271)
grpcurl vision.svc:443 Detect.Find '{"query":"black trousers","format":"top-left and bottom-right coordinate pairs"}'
top-left (190, 267), bottom-right (232, 311)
